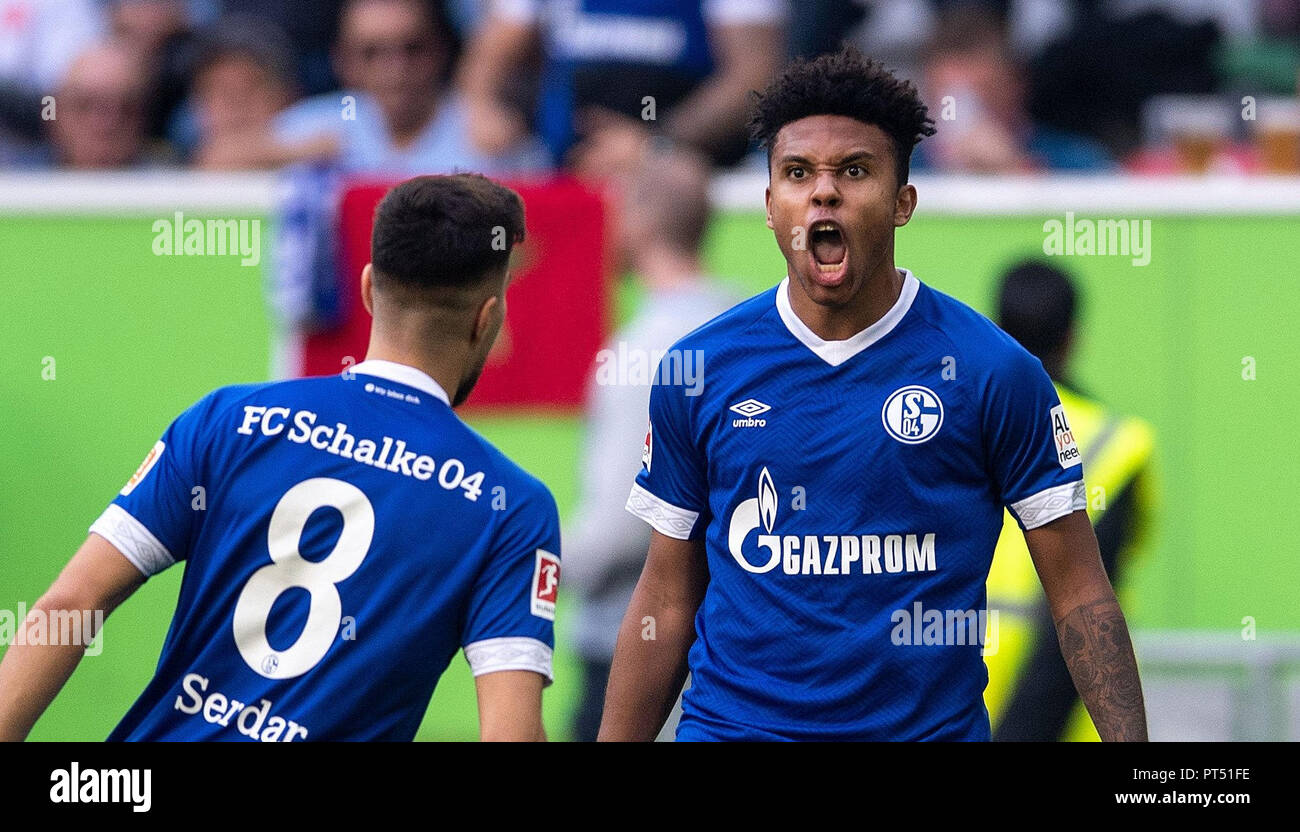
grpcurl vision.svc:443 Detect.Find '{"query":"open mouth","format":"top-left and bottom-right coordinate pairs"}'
top-left (808, 221), bottom-right (848, 282)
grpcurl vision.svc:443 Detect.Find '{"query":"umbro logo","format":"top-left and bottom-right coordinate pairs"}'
top-left (730, 398), bottom-right (770, 427)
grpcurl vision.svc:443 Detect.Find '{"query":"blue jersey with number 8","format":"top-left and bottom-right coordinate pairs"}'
top-left (94, 360), bottom-right (560, 742)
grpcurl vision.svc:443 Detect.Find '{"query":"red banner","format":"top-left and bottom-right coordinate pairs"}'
top-left (298, 177), bottom-right (610, 410)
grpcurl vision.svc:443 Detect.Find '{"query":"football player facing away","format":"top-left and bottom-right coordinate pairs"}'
top-left (0, 174), bottom-right (561, 742)
top-left (600, 49), bottom-right (1147, 742)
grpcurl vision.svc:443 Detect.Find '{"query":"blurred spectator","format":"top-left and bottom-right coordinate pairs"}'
top-left (1027, 5), bottom-right (1220, 160)
top-left (214, 0), bottom-right (347, 95)
top-left (1216, 0), bottom-right (1300, 96)
top-left (788, 0), bottom-right (867, 61)
top-left (564, 147), bottom-right (739, 742)
top-left (188, 16), bottom-right (321, 169)
top-left (261, 0), bottom-right (547, 174)
top-left (105, 1), bottom-right (206, 148)
top-left (0, 0), bottom-right (104, 151)
top-left (107, 0), bottom-right (190, 55)
top-left (457, 0), bottom-right (787, 177)
top-left (800, 1), bottom-right (1076, 89)
top-left (0, 0), bottom-right (103, 92)
top-left (45, 40), bottom-right (168, 167)
top-left (916, 5), bottom-right (1114, 172)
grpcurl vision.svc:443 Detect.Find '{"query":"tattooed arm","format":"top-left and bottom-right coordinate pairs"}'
top-left (1023, 509), bottom-right (1148, 742)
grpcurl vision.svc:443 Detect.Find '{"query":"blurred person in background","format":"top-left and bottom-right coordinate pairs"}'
top-left (0, 0), bottom-right (103, 91)
top-left (916, 4), bottom-right (1113, 172)
top-left (106, 0), bottom-right (190, 55)
top-left (44, 40), bottom-right (167, 167)
top-left (1211, 0), bottom-right (1300, 85)
top-left (1026, 1), bottom-right (1220, 161)
top-left (457, 0), bottom-right (787, 178)
top-left (214, 0), bottom-right (347, 95)
top-left (187, 15), bottom-right (328, 168)
top-left (984, 260), bottom-right (1157, 742)
top-left (0, 0), bottom-right (103, 159)
top-left (259, 0), bottom-right (548, 174)
top-left (797, 1), bottom-right (1078, 88)
top-left (104, 0), bottom-right (207, 147)
top-left (564, 146), bottom-right (738, 741)
top-left (266, 0), bottom-right (551, 369)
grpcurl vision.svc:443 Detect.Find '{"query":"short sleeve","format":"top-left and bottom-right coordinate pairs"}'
top-left (462, 482), bottom-right (562, 684)
top-left (89, 394), bottom-right (215, 577)
top-left (983, 349), bottom-right (1086, 531)
top-left (703, 0), bottom-right (788, 26)
top-left (625, 368), bottom-right (708, 540)
top-left (274, 97), bottom-right (342, 145)
top-left (491, 0), bottom-right (541, 24)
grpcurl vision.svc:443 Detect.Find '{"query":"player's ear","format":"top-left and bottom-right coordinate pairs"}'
top-left (765, 186), bottom-right (774, 230)
top-left (472, 293), bottom-right (501, 348)
top-left (360, 264), bottom-right (374, 315)
top-left (893, 183), bottom-right (917, 228)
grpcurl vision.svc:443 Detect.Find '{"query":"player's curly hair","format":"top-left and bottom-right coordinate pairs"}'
top-left (748, 47), bottom-right (935, 187)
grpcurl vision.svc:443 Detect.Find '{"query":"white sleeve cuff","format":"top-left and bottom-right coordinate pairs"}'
top-left (464, 637), bottom-right (554, 686)
top-left (492, 0), bottom-right (540, 24)
top-left (89, 504), bottom-right (175, 577)
top-left (1009, 480), bottom-right (1086, 530)
top-left (625, 483), bottom-right (699, 540)
top-left (703, 0), bottom-right (788, 25)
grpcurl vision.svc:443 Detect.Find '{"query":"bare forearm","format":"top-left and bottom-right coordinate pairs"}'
top-left (662, 26), bottom-right (780, 155)
top-left (0, 536), bottom-right (143, 741)
top-left (1054, 596), bottom-right (1148, 742)
top-left (598, 585), bottom-right (695, 741)
top-left (458, 19), bottom-right (533, 104)
top-left (0, 598), bottom-right (95, 741)
top-left (475, 670), bottom-right (547, 742)
top-left (661, 78), bottom-right (756, 155)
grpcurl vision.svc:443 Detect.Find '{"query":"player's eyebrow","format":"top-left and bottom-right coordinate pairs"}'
top-left (776, 151), bottom-right (878, 167)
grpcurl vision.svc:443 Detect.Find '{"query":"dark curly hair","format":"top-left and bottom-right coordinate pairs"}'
top-left (748, 47), bottom-right (935, 187)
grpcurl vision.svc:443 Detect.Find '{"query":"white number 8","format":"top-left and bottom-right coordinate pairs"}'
top-left (233, 478), bottom-right (375, 679)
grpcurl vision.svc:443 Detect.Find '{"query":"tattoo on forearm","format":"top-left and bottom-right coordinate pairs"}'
top-left (1055, 598), bottom-right (1148, 742)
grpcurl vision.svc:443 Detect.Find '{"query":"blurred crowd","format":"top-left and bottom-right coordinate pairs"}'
top-left (2, 0), bottom-right (1299, 177)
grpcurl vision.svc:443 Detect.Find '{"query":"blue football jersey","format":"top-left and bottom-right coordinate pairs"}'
top-left (627, 269), bottom-right (1086, 741)
top-left (92, 360), bottom-right (561, 741)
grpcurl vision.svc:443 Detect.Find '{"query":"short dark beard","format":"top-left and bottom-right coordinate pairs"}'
top-left (452, 364), bottom-right (484, 408)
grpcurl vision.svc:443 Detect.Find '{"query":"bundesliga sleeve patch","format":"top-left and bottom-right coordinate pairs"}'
top-left (1051, 404), bottom-right (1082, 469)
top-left (121, 440), bottom-right (165, 496)
top-left (641, 419), bottom-right (652, 472)
top-left (531, 549), bottom-right (560, 621)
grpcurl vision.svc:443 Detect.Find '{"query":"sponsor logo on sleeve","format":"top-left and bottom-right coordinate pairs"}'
top-left (531, 549), bottom-right (560, 621)
top-left (641, 419), bottom-right (652, 471)
top-left (121, 440), bottom-right (165, 496)
top-left (1051, 404), bottom-right (1082, 468)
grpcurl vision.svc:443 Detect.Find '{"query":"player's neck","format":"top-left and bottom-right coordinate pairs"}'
top-left (790, 262), bottom-right (904, 342)
top-left (362, 339), bottom-right (463, 406)
top-left (636, 247), bottom-right (705, 291)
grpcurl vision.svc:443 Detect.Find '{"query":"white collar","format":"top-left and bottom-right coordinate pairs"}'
top-left (775, 268), bottom-right (920, 367)
top-left (348, 359), bottom-right (452, 406)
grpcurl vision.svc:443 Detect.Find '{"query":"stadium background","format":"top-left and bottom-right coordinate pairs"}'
top-left (2, 172), bottom-right (1297, 741)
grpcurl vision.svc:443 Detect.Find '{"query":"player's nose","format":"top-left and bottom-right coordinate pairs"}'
top-left (810, 172), bottom-right (841, 207)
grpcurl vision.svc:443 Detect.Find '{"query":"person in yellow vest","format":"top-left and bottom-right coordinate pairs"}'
top-left (984, 260), bottom-right (1157, 741)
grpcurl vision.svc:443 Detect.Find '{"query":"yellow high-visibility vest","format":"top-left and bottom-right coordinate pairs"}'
top-left (983, 384), bottom-right (1156, 741)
